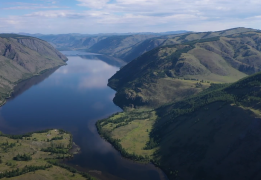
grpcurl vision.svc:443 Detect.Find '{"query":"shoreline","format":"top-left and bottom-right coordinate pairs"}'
top-left (0, 64), bottom-right (65, 109)
top-left (95, 116), bottom-right (169, 180)
top-left (0, 128), bottom-right (96, 180)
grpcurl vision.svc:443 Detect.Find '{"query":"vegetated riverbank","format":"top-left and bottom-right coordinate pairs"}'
top-left (0, 129), bottom-right (96, 180)
top-left (95, 110), bottom-right (170, 180)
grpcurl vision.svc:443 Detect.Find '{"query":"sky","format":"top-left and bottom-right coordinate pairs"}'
top-left (0, 0), bottom-right (261, 34)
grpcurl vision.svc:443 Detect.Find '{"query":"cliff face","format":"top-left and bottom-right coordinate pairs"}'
top-left (0, 34), bottom-right (67, 105)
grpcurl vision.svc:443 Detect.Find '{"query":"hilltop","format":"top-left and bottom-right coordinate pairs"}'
top-left (115, 27), bottom-right (257, 62)
top-left (109, 30), bottom-right (261, 108)
top-left (0, 34), bottom-right (67, 106)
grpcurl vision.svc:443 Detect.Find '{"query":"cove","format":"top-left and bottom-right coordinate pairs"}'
top-left (0, 52), bottom-right (168, 180)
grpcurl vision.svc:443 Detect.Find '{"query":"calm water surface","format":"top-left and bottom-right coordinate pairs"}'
top-left (0, 52), bottom-right (167, 180)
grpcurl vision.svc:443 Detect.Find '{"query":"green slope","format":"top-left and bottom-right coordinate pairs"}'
top-left (98, 71), bottom-right (261, 180)
top-left (86, 27), bottom-right (257, 62)
top-left (109, 31), bottom-right (261, 108)
top-left (115, 27), bottom-right (258, 62)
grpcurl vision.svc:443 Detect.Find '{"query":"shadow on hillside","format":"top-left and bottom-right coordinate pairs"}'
top-left (152, 101), bottom-right (261, 180)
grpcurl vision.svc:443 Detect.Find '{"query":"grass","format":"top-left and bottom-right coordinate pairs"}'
top-left (113, 77), bottom-right (210, 109)
top-left (0, 129), bottom-right (94, 180)
top-left (2, 166), bottom-right (86, 180)
top-left (99, 71), bottom-right (261, 179)
top-left (99, 110), bottom-right (157, 157)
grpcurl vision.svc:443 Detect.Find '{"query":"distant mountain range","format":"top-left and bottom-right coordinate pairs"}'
top-left (15, 31), bottom-right (189, 62)
top-left (18, 30), bottom-right (189, 37)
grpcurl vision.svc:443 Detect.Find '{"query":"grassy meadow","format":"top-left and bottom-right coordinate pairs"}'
top-left (0, 129), bottom-right (94, 180)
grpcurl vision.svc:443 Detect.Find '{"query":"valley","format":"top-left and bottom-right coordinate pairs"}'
top-left (2, 0), bottom-right (261, 179)
top-left (1, 27), bottom-right (261, 180)
top-left (0, 50), bottom-right (165, 180)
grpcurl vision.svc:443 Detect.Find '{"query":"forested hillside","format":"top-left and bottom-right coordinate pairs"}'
top-left (98, 71), bottom-right (261, 180)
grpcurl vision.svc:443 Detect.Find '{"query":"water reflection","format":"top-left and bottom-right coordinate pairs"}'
top-left (10, 68), bottom-right (59, 101)
top-left (61, 51), bottom-right (126, 68)
top-left (0, 52), bottom-right (167, 180)
top-left (53, 56), bottom-right (119, 89)
top-left (80, 54), bottom-right (126, 68)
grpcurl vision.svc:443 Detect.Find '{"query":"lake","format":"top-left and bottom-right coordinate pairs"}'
top-left (0, 52), bottom-right (167, 180)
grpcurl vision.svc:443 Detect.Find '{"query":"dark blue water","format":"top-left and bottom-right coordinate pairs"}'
top-left (0, 52), bottom-right (167, 180)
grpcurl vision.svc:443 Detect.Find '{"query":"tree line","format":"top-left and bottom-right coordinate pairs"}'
top-left (47, 160), bottom-right (95, 180)
top-left (13, 153), bottom-right (32, 161)
top-left (0, 164), bottom-right (52, 179)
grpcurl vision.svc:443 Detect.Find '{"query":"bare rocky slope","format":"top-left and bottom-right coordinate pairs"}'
top-left (0, 34), bottom-right (67, 105)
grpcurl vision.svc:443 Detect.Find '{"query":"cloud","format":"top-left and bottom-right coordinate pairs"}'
top-left (77, 0), bottom-right (111, 9)
top-left (2, 2), bottom-right (66, 10)
top-left (74, 0), bottom-right (261, 19)
top-left (26, 10), bottom-right (86, 19)
top-left (1, 0), bottom-right (261, 33)
top-left (3, 6), bottom-right (63, 10)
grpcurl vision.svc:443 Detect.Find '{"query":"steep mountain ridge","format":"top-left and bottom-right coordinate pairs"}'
top-left (114, 27), bottom-right (258, 62)
top-left (32, 27), bottom-right (257, 63)
top-left (0, 34), bottom-right (67, 105)
top-left (109, 31), bottom-right (261, 108)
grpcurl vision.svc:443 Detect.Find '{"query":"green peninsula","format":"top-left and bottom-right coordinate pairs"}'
top-left (0, 129), bottom-right (94, 180)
